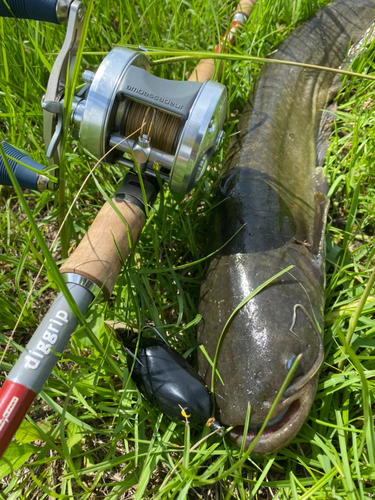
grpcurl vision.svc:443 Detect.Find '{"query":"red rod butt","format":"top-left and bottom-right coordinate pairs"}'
top-left (0, 380), bottom-right (36, 459)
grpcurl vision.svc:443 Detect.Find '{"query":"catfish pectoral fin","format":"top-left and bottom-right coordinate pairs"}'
top-left (315, 166), bottom-right (330, 196)
top-left (311, 192), bottom-right (330, 256)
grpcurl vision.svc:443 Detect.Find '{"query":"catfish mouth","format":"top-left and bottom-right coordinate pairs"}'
top-left (228, 377), bottom-right (317, 455)
top-left (226, 305), bottom-right (323, 455)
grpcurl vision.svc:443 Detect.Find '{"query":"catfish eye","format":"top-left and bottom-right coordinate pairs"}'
top-left (287, 355), bottom-right (297, 371)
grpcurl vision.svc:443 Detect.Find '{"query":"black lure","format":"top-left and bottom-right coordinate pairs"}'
top-left (117, 325), bottom-right (222, 432)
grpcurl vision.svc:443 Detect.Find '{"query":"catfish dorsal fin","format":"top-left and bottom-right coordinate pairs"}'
top-left (311, 192), bottom-right (330, 256)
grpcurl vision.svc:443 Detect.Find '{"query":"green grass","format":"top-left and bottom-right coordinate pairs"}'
top-left (0, 0), bottom-right (375, 498)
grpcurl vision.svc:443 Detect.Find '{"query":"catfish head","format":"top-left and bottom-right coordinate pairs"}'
top-left (198, 245), bottom-right (325, 455)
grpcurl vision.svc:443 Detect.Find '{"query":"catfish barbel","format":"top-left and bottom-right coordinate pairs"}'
top-left (198, 0), bottom-right (375, 455)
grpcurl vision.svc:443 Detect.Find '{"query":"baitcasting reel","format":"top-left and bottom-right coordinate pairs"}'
top-left (41, 2), bottom-right (227, 195)
top-left (76, 48), bottom-right (226, 194)
top-left (0, 0), bottom-right (226, 194)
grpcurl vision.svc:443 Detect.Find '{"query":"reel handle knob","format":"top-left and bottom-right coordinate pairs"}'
top-left (60, 200), bottom-right (146, 301)
top-left (0, 0), bottom-right (68, 23)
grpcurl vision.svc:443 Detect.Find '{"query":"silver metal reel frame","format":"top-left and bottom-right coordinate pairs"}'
top-left (170, 80), bottom-right (227, 194)
top-left (78, 46), bottom-right (227, 195)
top-left (79, 47), bottom-right (149, 159)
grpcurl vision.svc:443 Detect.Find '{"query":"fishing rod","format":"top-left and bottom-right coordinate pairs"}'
top-left (189, 0), bottom-right (256, 82)
top-left (0, 0), bottom-right (253, 458)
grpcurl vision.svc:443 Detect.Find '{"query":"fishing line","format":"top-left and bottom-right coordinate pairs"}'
top-left (124, 100), bottom-right (181, 153)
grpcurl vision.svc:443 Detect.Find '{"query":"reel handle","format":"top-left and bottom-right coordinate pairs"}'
top-left (0, 141), bottom-right (50, 191)
top-left (0, 0), bottom-right (65, 23)
top-left (60, 200), bottom-right (146, 301)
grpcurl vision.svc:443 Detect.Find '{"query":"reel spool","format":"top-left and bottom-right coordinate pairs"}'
top-left (71, 47), bottom-right (227, 194)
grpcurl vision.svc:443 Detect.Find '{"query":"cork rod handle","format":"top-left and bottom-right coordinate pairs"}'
top-left (235, 0), bottom-right (257, 17)
top-left (188, 59), bottom-right (215, 83)
top-left (60, 200), bottom-right (146, 301)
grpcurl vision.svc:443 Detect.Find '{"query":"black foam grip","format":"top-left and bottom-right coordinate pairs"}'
top-left (0, 141), bottom-right (46, 190)
top-left (0, 0), bottom-right (59, 24)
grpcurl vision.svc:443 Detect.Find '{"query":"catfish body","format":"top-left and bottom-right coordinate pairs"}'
top-left (198, 0), bottom-right (375, 455)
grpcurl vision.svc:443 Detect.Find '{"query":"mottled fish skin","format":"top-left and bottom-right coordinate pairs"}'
top-left (198, 0), bottom-right (375, 455)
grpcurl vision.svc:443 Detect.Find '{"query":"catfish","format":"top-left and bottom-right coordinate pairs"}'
top-left (198, 0), bottom-right (375, 455)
